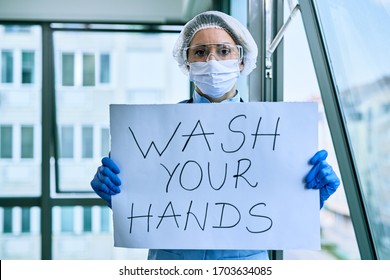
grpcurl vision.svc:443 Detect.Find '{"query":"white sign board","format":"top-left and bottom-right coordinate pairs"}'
top-left (110, 102), bottom-right (319, 250)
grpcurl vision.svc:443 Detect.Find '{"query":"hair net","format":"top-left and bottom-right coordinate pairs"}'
top-left (173, 11), bottom-right (258, 76)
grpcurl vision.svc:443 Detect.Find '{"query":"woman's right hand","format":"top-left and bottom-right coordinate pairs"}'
top-left (90, 157), bottom-right (121, 208)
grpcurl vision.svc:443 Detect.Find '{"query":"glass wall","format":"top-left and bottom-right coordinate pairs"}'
top-left (313, 0), bottom-right (390, 259)
top-left (51, 29), bottom-right (189, 259)
top-left (0, 25), bottom-right (41, 197)
top-left (3, 0), bottom-right (387, 260)
top-left (0, 25), bottom-right (42, 259)
top-left (0, 24), bottom-right (189, 260)
top-left (282, 1), bottom-right (359, 259)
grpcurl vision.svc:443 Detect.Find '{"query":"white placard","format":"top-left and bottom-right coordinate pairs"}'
top-left (110, 102), bottom-right (319, 250)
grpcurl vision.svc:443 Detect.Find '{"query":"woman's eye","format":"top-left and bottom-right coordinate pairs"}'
top-left (194, 49), bottom-right (206, 57)
top-left (219, 48), bottom-right (231, 56)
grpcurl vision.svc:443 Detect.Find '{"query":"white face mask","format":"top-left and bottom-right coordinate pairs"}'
top-left (189, 60), bottom-right (240, 99)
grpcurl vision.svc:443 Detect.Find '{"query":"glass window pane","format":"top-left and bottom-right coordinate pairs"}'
top-left (3, 207), bottom-right (13, 233)
top-left (100, 53), bottom-right (110, 84)
top-left (61, 207), bottom-right (74, 233)
top-left (0, 25), bottom-right (42, 197)
top-left (21, 125), bottom-right (34, 159)
top-left (22, 51), bottom-right (35, 84)
top-left (62, 53), bottom-right (74, 86)
top-left (21, 207), bottom-right (31, 233)
top-left (52, 206), bottom-right (147, 259)
top-left (0, 206), bottom-right (41, 259)
top-left (60, 126), bottom-right (74, 158)
top-left (283, 4), bottom-right (359, 260)
top-left (1, 50), bottom-right (13, 83)
top-left (83, 53), bottom-right (95, 86)
top-left (101, 128), bottom-right (109, 157)
top-left (100, 206), bottom-right (110, 232)
top-left (54, 31), bottom-right (189, 192)
top-left (82, 126), bottom-right (93, 158)
top-left (0, 125), bottom-right (12, 158)
top-left (83, 207), bottom-right (92, 232)
top-left (314, 0), bottom-right (390, 260)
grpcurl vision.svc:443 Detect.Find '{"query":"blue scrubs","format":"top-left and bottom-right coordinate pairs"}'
top-left (148, 249), bottom-right (269, 260)
top-left (147, 91), bottom-right (269, 260)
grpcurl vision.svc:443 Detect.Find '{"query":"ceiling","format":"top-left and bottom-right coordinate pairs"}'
top-left (0, 0), bottom-right (215, 24)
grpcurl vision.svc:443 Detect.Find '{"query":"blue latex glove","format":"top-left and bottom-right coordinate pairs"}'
top-left (306, 150), bottom-right (340, 209)
top-left (90, 157), bottom-right (121, 208)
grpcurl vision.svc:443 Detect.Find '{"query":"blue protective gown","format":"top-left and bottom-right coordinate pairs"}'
top-left (147, 91), bottom-right (269, 260)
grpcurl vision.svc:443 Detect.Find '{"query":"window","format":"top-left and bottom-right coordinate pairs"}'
top-left (21, 125), bottom-right (34, 159)
top-left (61, 207), bottom-right (74, 233)
top-left (21, 208), bottom-right (31, 233)
top-left (1, 50), bottom-right (13, 83)
top-left (101, 128), bottom-right (109, 157)
top-left (82, 126), bottom-right (93, 158)
top-left (1, 207), bottom-right (32, 234)
top-left (83, 207), bottom-right (92, 232)
top-left (311, 0), bottom-right (390, 259)
top-left (83, 53), bottom-right (95, 86)
top-left (60, 52), bottom-right (110, 87)
top-left (60, 126), bottom-right (74, 158)
top-left (21, 51), bottom-right (35, 84)
top-left (282, 1), bottom-right (359, 259)
top-left (3, 208), bottom-right (13, 233)
top-left (0, 24), bottom-right (41, 259)
top-left (100, 207), bottom-right (110, 232)
top-left (0, 125), bottom-right (13, 159)
top-left (62, 53), bottom-right (74, 86)
top-left (100, 53), bottom-right (110, 84)
top-left (51, 28), bottom-right (188, 258)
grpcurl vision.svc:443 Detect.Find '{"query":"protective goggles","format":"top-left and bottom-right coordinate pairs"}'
top-left (184, 43), bottom-right (243, 63)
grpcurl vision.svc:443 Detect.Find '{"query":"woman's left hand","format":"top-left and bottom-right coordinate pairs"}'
top-left (306, 150), bottom-right (341, 209)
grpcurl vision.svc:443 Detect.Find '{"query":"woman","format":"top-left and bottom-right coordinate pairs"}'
top-left (91, 11), bottom-right (340, 260)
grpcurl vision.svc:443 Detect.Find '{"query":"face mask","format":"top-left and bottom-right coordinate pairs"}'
top-left (189, 60), bottom-right (240, 99)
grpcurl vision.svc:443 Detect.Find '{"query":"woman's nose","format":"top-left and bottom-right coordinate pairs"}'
top-left (206, 52), bottom-right (218, 61)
